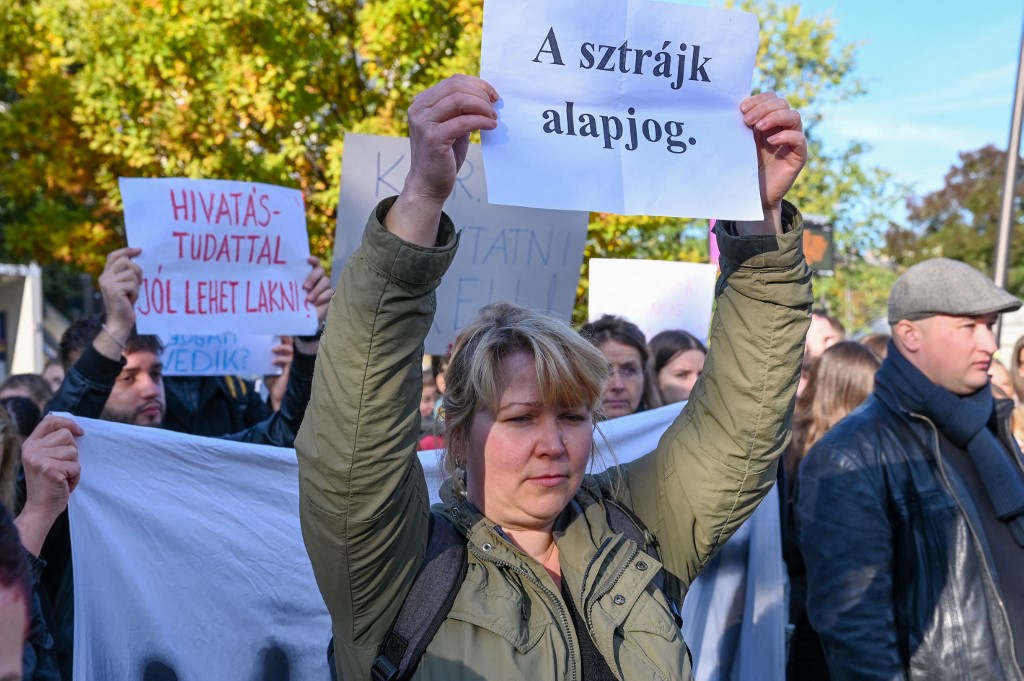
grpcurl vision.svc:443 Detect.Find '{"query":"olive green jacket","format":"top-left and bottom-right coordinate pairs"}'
top-left (297, 197), bottom-right (812, 681)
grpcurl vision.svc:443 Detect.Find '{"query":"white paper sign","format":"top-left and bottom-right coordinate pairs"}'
top-left (160, 333), bottom-right (282, 377)
top-left (335, 133), bottom-right (590, 354)
top-left (588, 258), bottom-right (718, 342)
top-left (119, 177), bottom-right (318, 336)
top-left (480, 0), bottom-right (761, 219)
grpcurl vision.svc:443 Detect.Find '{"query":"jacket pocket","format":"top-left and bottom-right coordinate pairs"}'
top-left (588, 556), bottom-right (689, 681)
top-left (445, 568), bottom-right (547, 654)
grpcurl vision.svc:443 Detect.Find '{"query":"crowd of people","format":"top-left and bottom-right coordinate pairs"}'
top-left (1, 72), bottom-right (1022, 681)
top-left (0, 245), bottom-right (332, 679)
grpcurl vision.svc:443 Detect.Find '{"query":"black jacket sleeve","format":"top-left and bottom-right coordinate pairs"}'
top-left (220, 348), bottom-right (314, 447)
top-left (44, 346), bottom-right (124, 418)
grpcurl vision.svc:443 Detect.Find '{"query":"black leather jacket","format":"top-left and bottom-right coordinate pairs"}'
top-left (798, 391), bottom-right (1023, 681)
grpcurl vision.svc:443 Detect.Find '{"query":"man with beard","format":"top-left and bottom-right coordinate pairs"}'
top-left (48, 246), bottom-right (330, 442)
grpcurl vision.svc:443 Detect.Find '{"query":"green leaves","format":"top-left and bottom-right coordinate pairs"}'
top-left (890, 145), bottom-right (1024, 295)
top-left (2, 0), bottom-right (897, 334)
top-left (1, 0), bottom-right (474, 275)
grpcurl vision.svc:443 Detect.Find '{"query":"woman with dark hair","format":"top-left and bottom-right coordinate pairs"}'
top-left (783, 341), bottom-right (881, 681)
top-left (650, 330), bottom-right (708, 404)
top-left (579, 314), bottom-right (661, 418)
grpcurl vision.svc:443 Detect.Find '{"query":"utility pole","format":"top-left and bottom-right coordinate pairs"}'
top-left (993, 15), bottom-right (1024, 346)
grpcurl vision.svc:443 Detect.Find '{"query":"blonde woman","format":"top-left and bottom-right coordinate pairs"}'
top-left (297, 75), bottom-right (811, 680)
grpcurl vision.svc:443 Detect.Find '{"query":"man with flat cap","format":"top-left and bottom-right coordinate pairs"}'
top-left (798, 258), bottom-right (1024, 680)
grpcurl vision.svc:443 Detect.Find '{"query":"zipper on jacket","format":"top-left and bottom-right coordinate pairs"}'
top-left (912, 412), bottom-right (1024, 677)
top-left (578, 536), bottom-right (613, 605)
top-left (468, 544), bottom-right (580, 681)
top-left (585, 545), bottom-right (639, 636)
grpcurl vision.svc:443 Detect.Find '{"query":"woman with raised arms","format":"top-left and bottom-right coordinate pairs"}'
top-left (296, 74), bottom-right (811, 680)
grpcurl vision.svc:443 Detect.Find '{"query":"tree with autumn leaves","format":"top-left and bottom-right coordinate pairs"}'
top-left (887, 145), bottom-right (1024, 296)
top-left (1, 0), bottom-right (898, 327)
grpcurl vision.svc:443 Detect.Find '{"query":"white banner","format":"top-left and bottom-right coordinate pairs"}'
top-left (119, 177), bottom-right (318, 337)
top-left (161, 333), bottom-right (282, 377)
top-left (68, 416), bottom-right (332, 681)
top-left (334, 133), bottom-right (590, 354)
top-left (480, 0), bottom-right (761, 219)
top-left (588, 258), bottom-right (718, 343)
top-left (67, 404), bottom-right (782, 681)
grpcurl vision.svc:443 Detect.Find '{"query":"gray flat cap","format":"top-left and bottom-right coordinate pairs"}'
top-left (888, 258), bottom-right (1022, 324)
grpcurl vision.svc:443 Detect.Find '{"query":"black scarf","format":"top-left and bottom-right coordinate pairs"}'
top-left (874, 341), bottom-right (1024, 547)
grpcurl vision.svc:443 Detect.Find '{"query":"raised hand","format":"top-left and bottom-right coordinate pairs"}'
top-left (14, 415), bottom-right (84, 555)
top-left (302, 256), bottom-right (332, 329)
top-left (294, 255), bottom-right (333, 354)
top-left (385, 75), bottom-right (500, 247)
top-left (97, 246), bottom-right (143, 357)
top-left (737, 92), bottom-right (807, 234)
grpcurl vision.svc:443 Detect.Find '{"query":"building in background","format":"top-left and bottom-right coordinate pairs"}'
top-left (0, 263), bottom-right (45, 381)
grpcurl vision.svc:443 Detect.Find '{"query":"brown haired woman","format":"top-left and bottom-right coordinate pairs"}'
top-left (783, 341), bottom-right (881, 681)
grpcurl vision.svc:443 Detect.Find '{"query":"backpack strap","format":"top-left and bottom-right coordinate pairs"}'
top-left (327, 511), bottom-right (467, 681)
top-left (327, 502), bottom-right (680, 680)
top-left (370, 510), bottom-right (467, 681)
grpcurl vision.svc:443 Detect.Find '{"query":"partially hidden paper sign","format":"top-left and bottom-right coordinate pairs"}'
top-left (334, 133), bottom-right (590, 354)
top-left (119, 177), bottom-right (317, 336)
top-left (160, 333), bottom-right (281, 377)
top-left (480, 0), bottom-right (761, 219)
top-left (588, 258), bottom-right (718, 342)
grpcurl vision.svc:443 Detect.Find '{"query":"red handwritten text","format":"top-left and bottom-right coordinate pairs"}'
top-left (171, 231), bottom-right (288, 265)
top-left (168, 187), bottom-right (278, 227)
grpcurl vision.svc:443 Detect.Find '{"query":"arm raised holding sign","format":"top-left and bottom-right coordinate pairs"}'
top-left (735, 91), bottom-right (807, 235)
top-left (47, 245), bottom-right (332, 447)
top-left (301, 73), bottom-right (811, 681)
top-left (383, 74), bottom-right (500, 247)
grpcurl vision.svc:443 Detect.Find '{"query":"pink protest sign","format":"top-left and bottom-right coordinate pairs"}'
top-left (119, 178), bottom-right (317, 336)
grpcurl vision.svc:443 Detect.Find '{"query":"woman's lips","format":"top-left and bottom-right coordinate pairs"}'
top-left (527, 474), bottom-right (569, 487)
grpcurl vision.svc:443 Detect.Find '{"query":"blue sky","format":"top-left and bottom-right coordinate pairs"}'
top-left (685, 1), bottom-right (1023, 208)
top-left (800, 0), bottom-right (1023, 202)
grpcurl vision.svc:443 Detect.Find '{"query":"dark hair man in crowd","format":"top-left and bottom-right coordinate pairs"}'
top-left (39, 246), bottom-right (332, 679)
top-left (0, 374), bottom-right (53, 413)
top-left (57, 316), bottom-right (277, 438)
top-left (49, 246), bottom-right (330, 444)
top-left (798, 258), bottom-right (1024, 680)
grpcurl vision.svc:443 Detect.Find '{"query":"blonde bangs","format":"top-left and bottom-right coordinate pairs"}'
top-left (442, 303), bottom-right (611, 487)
